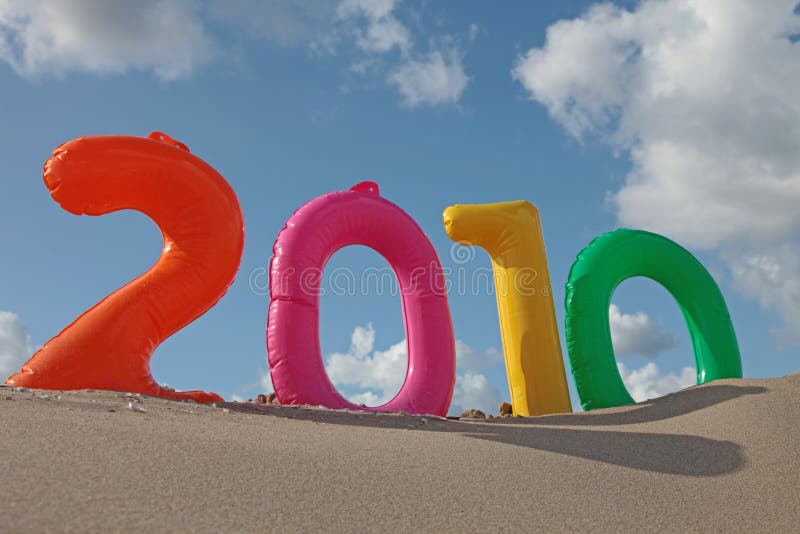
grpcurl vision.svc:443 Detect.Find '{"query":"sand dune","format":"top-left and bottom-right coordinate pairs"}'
top-left (2, 373), bottom-right (798, 531)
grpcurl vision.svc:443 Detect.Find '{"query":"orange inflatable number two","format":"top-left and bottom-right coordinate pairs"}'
top-left (5, 132), bottom-right (244, 403)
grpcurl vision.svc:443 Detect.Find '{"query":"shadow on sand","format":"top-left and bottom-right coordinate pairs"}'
top-left (222, 383), bottom-right (766, 477)
top-left (512, 384), bottom-right (767, 426)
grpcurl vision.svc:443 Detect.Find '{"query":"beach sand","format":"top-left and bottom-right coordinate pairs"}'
top-left (2, 373), bottom-right (798, 531)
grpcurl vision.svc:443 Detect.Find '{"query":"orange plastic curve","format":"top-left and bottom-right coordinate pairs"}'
top-left (5, 132), bottom-right (244, 403)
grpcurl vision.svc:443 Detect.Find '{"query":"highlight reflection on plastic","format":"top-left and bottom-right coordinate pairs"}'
top-left (267, 182), bottom-right (456, 416)
top-left (5, 132), bottom-right (244, 403)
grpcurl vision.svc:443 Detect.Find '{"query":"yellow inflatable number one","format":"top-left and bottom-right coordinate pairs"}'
top-left (443, 201), bottom-right (572, 416)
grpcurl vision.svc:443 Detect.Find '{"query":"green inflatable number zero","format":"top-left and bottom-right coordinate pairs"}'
top-left (565, 229), bottom-right (742, 411)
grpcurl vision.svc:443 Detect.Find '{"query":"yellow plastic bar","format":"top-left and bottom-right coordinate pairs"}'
top-left (443, 201), bottom-right (572, 416)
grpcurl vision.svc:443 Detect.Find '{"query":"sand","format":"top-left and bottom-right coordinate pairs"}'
top-left (2, 372), bottom-right (798, 532)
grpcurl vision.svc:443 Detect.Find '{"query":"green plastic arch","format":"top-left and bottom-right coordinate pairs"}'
top-left (565, 229), bottom-right (742, 411)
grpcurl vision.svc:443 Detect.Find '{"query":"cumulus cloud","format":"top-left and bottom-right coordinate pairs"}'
top-left (388, 48), bottom-right (469, 108)
top-left (336, 0), bottom-right (410, 54)
top-left (207, 0), bottom-right (336, 47)
top-left (513, 0), bottom-right (800, 344)
top-left (0, 0), bottom-right (216, 80)
top-left (609, 304), bottom-right (677, 358)
top-left (0, 311), bottom-right (33, 379)
top-left (334, 0), bottom-right (470, 107)
top-left (618, 361), bottom-right (695, 402)
top-left (729, 245), bottom-right (800, 347)
top-left (450, 340), bottom-right (503, 415)
top-left (454, 339), bottom-right (503, 372)
top-left (325, 323), bottom-right (407, 402)
top-left (448, 370), bottom-right (502, 416)
top-left (324, 324), bottom-right (503, 415)
top-left (1, 0), bottom-right (470, 105)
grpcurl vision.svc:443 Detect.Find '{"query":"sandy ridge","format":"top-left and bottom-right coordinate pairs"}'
top-left (1, 373), bottom-right (798, 531)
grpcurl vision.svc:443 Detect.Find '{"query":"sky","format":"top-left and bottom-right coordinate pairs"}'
top-left (0, 0), bottom-right (798, 416)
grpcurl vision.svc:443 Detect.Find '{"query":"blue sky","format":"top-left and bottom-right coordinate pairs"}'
top-left (1, 0), bottom-right (798, 415)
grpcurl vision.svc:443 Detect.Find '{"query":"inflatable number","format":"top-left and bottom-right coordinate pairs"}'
top-left (565, 229), bottom-right (742, 411)
top-left (442, 201), bottom-right (572, 416)
top-left (6, 133), bottom-right (244, 403)
top-left (268, 182), bottom-right (456, 416)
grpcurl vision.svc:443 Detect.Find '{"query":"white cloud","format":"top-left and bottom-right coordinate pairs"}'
top-left (729, 245), bottom-right (800, 347)
top-left (1, 0), bottom-right (471, 106)
top-left (260, 368), bottom-right (273, 393)
top-left (388, 48), bottom-right (469, 108)
top-left (514, 0), bottom-right (800, 344)
top-left (0, 0), bottom-right (216, 80)
top-left (324, 324), bottom-right (503, 415)
top-left (618, 361), bottom-right (695, 402)
top-left (325, 323), bottom-right (407, 403)
top-left (454, 339), bottom-right (503, 372)
top-left (448, 370), bottom-right (502, 416)
top-left (334, 0), bottom-right (470, 107)
top-left (350, 322), bottom-right (376, 358)
top-left (337, 0), bottom-right (411, 54)
top-left (0, 311), bottom-right (33, 379)
top-left (468, 23), bottom-right (479, 42)
top-left (338, 0), bottom-right (395, 20)
top-left (207, 0), bottom-right (336, 47)
top-left (609, 304), bottom-right (677, 358)
top-left (348, 390), bottom-right (383, 406)
top-left (449, 340), bottom-right (503, 416)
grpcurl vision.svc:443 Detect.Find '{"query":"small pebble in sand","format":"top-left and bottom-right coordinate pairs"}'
top-left (127, 401), bottom-right (147, 413)
top-left (459, 409), bottom-right (486, 420)
top-left (253, 393), bottom-right (279, 405)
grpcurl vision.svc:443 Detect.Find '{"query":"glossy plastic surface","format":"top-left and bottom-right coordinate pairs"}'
top-left (565, 229), bottom-right (742, 410)
top-left (268, 182), bottom-right (456, 416)
top-left (443, 200), bottom-right (572, 416)
top-left (5, 132), bottom-right (244, 403)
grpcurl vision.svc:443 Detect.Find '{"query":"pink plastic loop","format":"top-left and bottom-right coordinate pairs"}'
top-left (267, 183), bottom-right (455, 416)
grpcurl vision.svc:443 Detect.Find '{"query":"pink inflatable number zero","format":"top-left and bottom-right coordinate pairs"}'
top-left (267, 182), bottom-right (456, 416)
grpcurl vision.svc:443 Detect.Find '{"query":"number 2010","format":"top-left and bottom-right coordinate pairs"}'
top-left (6, 133), bottom-right (742, 417)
